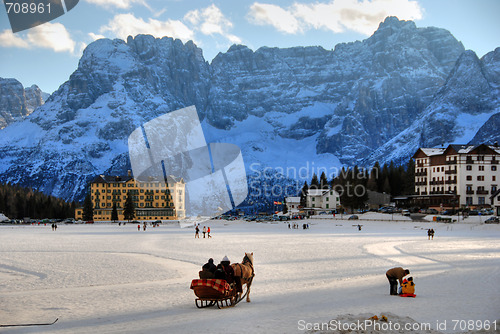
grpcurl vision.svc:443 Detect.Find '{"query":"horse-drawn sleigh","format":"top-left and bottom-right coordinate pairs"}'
top-left (190, 253), bottom-right (254, 309)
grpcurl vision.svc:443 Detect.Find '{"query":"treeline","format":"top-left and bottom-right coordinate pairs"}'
top-left (0, 182), bottom-right (76, 219)
top-left (298, 159), bottom-right (415, 211)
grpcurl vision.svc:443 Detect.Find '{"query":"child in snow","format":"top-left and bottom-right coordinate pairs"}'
top-left (400, 277), bottom-right (416, 297)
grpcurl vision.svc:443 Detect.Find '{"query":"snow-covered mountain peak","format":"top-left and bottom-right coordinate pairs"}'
top-left (0, 17), bottom-right (498, 204)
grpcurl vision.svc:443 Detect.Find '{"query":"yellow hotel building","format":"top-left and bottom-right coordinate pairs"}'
top-left (75, 173), bottom-right (185, 222)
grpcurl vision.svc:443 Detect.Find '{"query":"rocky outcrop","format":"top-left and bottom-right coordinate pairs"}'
top-left (362, 48), bottom-right (500, 166)
top-left (0, 78), bottom-right (45, 129)
top-left (0, 18), bottom-right (498, 203)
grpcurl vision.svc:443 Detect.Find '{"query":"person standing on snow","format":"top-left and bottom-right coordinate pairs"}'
top-left (386, 267), bottom-right (410, 295)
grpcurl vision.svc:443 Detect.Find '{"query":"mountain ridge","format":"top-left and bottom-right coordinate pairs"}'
top-left (0, 16), bottom-right (498, 204)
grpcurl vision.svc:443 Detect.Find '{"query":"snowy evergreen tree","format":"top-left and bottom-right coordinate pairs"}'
top-left (310, 173), bottom-right (320, 189)
top-left (320, 172), bottom-right (329, 189)
top-left (300, 182), bottom-right (309, 208)
top-left (123, 191), bottom-right (135, 222)
top-left (111, 202), bottom-right (119, 222)
top-left (82, 192), bottom-right (94, 221)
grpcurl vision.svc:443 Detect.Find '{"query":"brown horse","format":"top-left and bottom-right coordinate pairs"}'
top-left (231, 252), bottom-right (254, 302)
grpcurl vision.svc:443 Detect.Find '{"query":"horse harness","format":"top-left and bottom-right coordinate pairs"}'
top-left (236, 255), bottom-right (255, 283)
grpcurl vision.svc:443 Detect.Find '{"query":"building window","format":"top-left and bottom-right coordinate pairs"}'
top-left (478, 197), bottom-right (485, 205)
top-left (493, 176), bottom-right (496, 182)
top-left (466, 197), bottom-right (473, 206)
top-left (479, 166), bottom-right (485, 171)
top-left (492, 166), bottom-right (497, 171)
top-left (466, 175), bottom-right (472, 181)
top-left (466, 165), bottom-right (472, 171)
top-left (326, 204), bottom-right (329, 209)
top-left (477, 176), bottom-right (485, 181)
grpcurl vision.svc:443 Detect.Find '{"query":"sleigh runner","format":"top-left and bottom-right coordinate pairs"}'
top-left (190, 279), bottom-right (243, 308)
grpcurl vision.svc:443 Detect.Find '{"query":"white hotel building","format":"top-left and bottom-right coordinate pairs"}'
top-left (413, 144), bottom-right (500, 208)
top-left (286, 188), bottom-right (340, 215)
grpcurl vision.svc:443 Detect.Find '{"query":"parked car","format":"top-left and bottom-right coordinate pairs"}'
top-left (484, 217), bottom-right (499, 224)
top-left (401, 210), bottom-right (410, 216)
top-left (348, 215), bottom-right (359, 220)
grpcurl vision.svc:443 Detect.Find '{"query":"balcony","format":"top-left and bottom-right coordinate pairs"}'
top-left (492, 160), bottom-right (499, 165)
top-left (466, 190), bottom-right (474, 195)
top-left (445, 169), bottom-right (457, 174)
top-left (415, 181), bottom-right (427, 186)
top-left (415, 172), bottom-right (427, 177)
top-left (446, 159), bottom-right (457, 165)
top-left (465, 159), bottom-right (474, 164)
top-left (429, 180), bottom-right (444, 185)
top-left (476, 190), bottom-right (489, 195)
top-left (445, 180), bottom-right (457, 184)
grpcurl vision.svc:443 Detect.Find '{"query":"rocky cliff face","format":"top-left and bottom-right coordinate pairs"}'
top-left (0, 78), bottom-right (45, 129)
top-left (0, 17), bottom-right (498, 203)
top-left (207, 17), bottom-right (465, 163)
top-left (362, 47), bottom-right (500, 166)
top-left (0, 35), bottom-right (210, 201)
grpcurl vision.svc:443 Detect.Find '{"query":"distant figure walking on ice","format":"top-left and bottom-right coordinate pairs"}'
top-left (427, 228), bottom-right (435, 240)
top-left (195, 225), bottom-right (200, 238)
top-left (137, 224), bottom-right (140, 231)
top-left (203, 226), bottom-right (206, 238)
top-left (207, 226), bottom-right (211, 238)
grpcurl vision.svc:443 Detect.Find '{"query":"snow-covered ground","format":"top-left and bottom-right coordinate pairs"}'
top-left (1, 214), bottom-right (499, 334)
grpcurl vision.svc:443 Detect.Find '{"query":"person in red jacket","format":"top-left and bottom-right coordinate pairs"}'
top-left (386, 267), bottom-right (410, 295)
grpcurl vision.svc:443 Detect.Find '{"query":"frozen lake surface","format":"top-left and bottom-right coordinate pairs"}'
top-left (1, 214), bottom-right (499, 333)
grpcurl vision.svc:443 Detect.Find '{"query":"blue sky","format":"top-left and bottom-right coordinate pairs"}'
top-left (0, 0), bottom-right (499, 94)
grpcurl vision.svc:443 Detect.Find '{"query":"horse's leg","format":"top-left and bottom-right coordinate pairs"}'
top-left (246, 281), bottom-right (251, 302)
